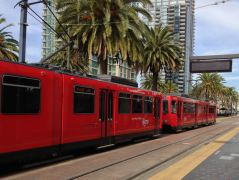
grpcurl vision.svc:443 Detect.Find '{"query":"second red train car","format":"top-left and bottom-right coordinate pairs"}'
top-left (163, 95), bottom-right (216, 131)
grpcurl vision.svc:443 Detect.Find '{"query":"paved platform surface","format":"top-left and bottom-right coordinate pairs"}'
top-left (184, 132), bottom-right (239, 180)
top-left (149, 118), bottom-right (239, 180)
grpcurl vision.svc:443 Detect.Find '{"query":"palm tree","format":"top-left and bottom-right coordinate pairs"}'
top-left (141, 74), bottom-right (179, 93)
top-left (163, 81), bottom-right (179, 93)
top-left (191, 73), bottom-right (225, 102)
top-left (0, 15), bottom-right (18, 61)
top-left (45, 48), bottom-right (88, 73)
top-left (55, 0), bottom-right (151, 74)
top-left (141, 74), bottom-right (165, 91)
top-left (143, 24), bottom-right (182, 91)
top-left (221, 87), bottom-right (238, 114)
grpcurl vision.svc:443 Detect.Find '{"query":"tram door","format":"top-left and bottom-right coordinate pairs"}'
top-left (154, 97), bottom-right (160, 134)
top-left (177, 101), bottom-right (182, 126)
top-left (99, 90), bottom-right (113, 145)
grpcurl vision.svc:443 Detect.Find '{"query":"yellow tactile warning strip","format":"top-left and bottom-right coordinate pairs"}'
top-left (149, 127), bottom-right (239, 180)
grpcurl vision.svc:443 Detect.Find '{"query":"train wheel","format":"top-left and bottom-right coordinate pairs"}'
top-left (175, 126), bottom-right (182, 133)
top-left (194, 124), bottom-right (198, 129)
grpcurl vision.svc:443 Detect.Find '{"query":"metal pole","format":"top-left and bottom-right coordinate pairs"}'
top-left (67, 28), bottom-right (70, 70)
top-left (19, 0), bottom-right (28, 63)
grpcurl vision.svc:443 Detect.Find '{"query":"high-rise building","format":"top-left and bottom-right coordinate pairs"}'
top-left (144, 0), bottom-right (195, 94)
top-left (42, 0), bottom-right (58, 59)
top-left (41, 1), bottom-right (136, 81)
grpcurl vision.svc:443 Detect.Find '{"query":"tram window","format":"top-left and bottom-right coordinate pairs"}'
top-left (118, 93), bottom-right (131, 114)
top-left (163, 100), bottom-right (168, 114)
top-left (183, 102), bottom-right (196, 114)
top-left (74, 86), bottom-right (95, 114)
top-left (144, 96), bottom-right (153, 113)
top-left (2, 75), bottom-right (41, 114)
top-left (132, 95), bottom-right (143, 113)
top-left (204, 106), bottom-right (207, 114)
top-left (171, 100), bottom-right (177, 114)
top-left (209, 107), bottom-right (215, 113)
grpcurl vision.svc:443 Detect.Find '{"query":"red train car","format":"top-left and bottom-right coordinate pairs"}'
top-left (208, 104), bottom-right (217, 124)
top-left (0, 60), bottom-right (162, 165)
top-left (162, 95), bottom-right (216, 131)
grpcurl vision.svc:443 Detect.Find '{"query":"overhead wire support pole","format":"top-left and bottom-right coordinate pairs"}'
top-left (17, 0), bottom-right (71, 64)
top-left (17, 0), bottom-right (47, 63)
top-left (19, 0), bottom-right (28, 63)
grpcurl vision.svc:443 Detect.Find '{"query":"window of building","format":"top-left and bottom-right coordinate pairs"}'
top-left (2, 75), bottom-right (41, 114)
top-left (171, 100), bottom-right (177, 114)
top-left (132, 95), bottom-right (143, 113)
top-left (163, 100), bottom-right (168, 114)
top-left (118, 93), bottom-right (131, 114)
top-left (108, 57), bottom-right (117, 76)
top-left (74, 86), bottom-right (95, 114)
top-left (144, 96), bottom-right (153, 114)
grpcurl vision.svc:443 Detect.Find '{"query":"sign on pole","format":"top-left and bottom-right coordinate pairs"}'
top-left (190, 59), bottom-right (232, 73)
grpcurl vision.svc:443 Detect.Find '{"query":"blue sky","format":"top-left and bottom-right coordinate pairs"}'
top-left (195, 0), bottom-right (239, 91)
top-left (1, 0), bottom-right (239, 90)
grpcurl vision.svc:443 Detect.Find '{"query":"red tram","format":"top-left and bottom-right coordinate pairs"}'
top-left (162, 95), bottom-right (217, 131)
top-left (0, 60), bottom-right (162, 165)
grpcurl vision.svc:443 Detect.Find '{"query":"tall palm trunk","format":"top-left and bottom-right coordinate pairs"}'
top-left (152, 72), bottom-right (158, 91)
top-left (100, 58), bottom-right (108, 74)
top-left (99, 45), bottom-right (107, 74)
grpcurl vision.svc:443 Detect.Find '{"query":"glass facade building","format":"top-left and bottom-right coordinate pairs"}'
top-left (42, 0), bottom-right (57, 58)
top-left (88, 56), bottom-right (136, 80)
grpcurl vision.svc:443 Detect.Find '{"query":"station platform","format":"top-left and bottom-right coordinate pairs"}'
top-left (149, 125), bottom-right (239, 180)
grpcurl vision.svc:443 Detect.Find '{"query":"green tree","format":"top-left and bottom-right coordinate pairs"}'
top-left (221, 87), bottom-right (238, 114)
top-left (0, 15), bottom-right (18, 61)
top-left (191, 73), bottom-right (225, 102)
top-left (55, 0), bottom-right (151, 74)
top-left (141, 74), bottom-right (179, 93)
top-left (44, 48), bottom-right (88, 73)
top-left (141, 74), bottom-right (165, 91)
top-left (142, 24), bottom-right (182, 91)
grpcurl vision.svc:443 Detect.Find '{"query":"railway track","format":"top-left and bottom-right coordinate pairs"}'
top-left (68, 123), bottom-right (233, 180)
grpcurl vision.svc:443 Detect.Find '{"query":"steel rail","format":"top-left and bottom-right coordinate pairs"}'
top-left (68, 123), bottom-right (232, 180)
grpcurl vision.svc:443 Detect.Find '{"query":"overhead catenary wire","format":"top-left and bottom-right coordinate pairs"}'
top-left (17, 0), bottom-right (231, 40)
top-left (27, 5), bottom-right (68, 43)
top-left (196, 0), bottom-right (230, 9)
top-left (26, 10), bottom-right (44, 26)
top-left (42, 0), bottom-right (72, 40)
